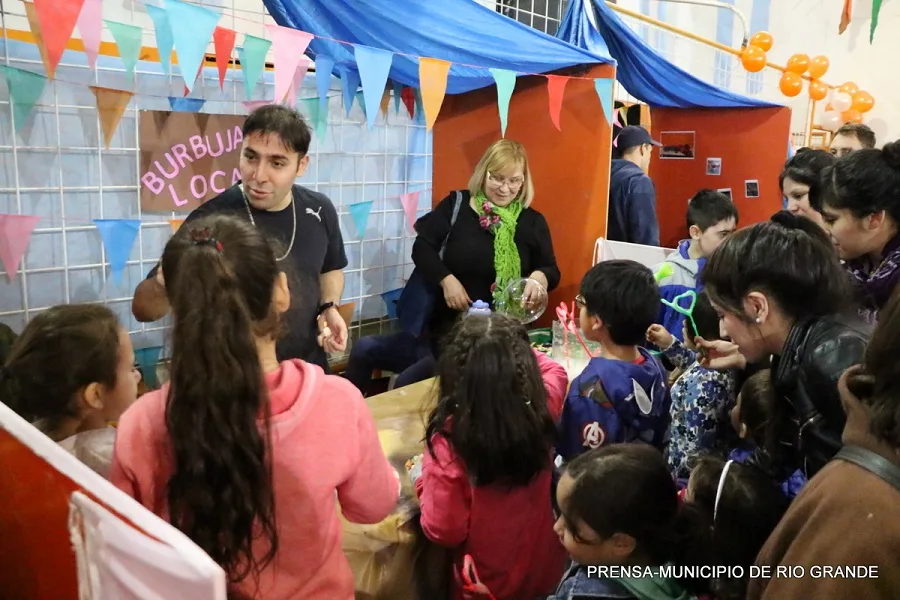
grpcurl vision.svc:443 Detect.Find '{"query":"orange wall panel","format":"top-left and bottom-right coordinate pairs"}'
top-left (433, 65), bottom-right (617, 323)
top-left (649, 106), bottom-right (792, 248)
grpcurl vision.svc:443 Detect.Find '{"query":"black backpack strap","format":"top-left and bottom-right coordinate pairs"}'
top-left (438, 191), bottom-right (464, 260)
top-left (834, 445), bottom-right (900, 491)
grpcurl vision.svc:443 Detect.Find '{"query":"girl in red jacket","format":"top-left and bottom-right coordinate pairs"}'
top-left (414, 313), bottom-right (568, 599)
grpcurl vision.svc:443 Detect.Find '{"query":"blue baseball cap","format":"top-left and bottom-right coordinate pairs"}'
top-left (616, 125), bottom-right (662, 151)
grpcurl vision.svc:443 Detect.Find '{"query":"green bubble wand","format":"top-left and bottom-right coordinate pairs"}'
top-left (660, 289), bottom-right (705, 356)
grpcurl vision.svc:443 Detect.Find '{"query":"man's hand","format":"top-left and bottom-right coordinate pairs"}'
top-left (318, 306), bottom-right (348, 353)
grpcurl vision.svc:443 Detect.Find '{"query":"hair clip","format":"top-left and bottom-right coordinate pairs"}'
top-left (189, 227), bottom-right (224, 252)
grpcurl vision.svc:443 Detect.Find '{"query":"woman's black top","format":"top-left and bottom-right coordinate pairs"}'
top-left (411, 190), bottom-right (560, 343)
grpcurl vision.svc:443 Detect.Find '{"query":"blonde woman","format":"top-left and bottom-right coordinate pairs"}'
top-left (412, 139), bottom-right (560, 344)
top-left (344, 140), bottom-right (560, 394)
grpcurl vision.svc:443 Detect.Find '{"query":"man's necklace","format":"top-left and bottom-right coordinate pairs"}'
top-left (241, 185), bottom-right (296, 262)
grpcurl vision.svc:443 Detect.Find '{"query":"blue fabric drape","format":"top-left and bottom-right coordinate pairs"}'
top-left (558, 0), bottom-right (779, 108)
top-left (262, 0), bottom-right (614, 95)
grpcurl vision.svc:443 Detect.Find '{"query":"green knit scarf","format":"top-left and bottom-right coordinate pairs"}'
top-left (475, 192), bottom-right (523, 306)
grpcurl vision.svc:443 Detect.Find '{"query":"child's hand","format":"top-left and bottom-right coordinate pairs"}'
top-left (646, 324), bottom-right (674, 350)
top-left (695, 337), bottom-right (746, 371)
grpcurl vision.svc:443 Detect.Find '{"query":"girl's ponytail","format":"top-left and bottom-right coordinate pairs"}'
top-left (161, 216), bottom-right (281, 584)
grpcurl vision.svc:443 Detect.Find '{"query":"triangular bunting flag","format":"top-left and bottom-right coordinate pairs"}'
top-left (213, 27), bottom-right (237, 91)
top-left (240, 35), bottom-right (272, 100)
top-left (593, 78), bottom-right (614, 125)
top-left (348, 201), bottom-right (374, 238)
top-left (354, 45), bottom-right (394, 130)
top-left (871, 0), bottom-right (883, 43)
top-left (104, 20), bottom-right (142, 78)
top-left (418, 58), bottom-right (451, 131)
top-left (340, 68), bottom-right (361, 117)
top-left (414, 89), bottom-right (425, 125)
top-left (169, 219), bottom-right (185, 233)
top-left (546, 75), bottom-right (569, 131)
top-left (76, 0), bottom-right (102, 70)
top-left (399, 191), bottom-right (420, 232)
top-left (168, 97), bottom-right (205, 112)
top-left (165, 0), bottom-right (220, 93)
top-left (401, 86), bottom-right (415, 119)
top-left (839, 0), bottom-right (852, 34)
top-left (0, 66), bottom-right (47, 131)
top-left (265, 24), bottom-right (313, 103)
top-left (315, 55), bottom-right (335, 113)
top-left (356, 91), bottom-right (367, 119)
top-left (182, 63), bottom-right (203, 98)
top-left (381, 288), bottom-right (403, 319)
top-left (392, 80), bottom-right (403, 114)
top-left (285, 57), bottom-right (310, 107)
top-left (0, 214), bottom-right (41, 282)
top-left (94, 219), bottom-right (140, 284)
top-left (145, 5), bottom-right (174, 75)
top-left (379, 87), bottom-right (391, 118)
top-left (32, 0), bottom-right (85, 79)
top-left (90, 86), bottom-right (133, 148)
top-left (300, 97), bottom-right (327, 141)
top-left (489, 68), bottom-right (516, 137)
top-left (134, 346), bottom-right (162, 388)
top-left (23, 2), bottom-right (53, 77)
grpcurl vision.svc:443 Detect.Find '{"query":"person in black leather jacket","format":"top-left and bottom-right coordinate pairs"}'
top-left (695, 212), bottom-right (868, 479)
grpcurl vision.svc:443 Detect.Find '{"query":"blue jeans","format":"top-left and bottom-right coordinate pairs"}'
top-left (344, 331), bottom-right (435, 395)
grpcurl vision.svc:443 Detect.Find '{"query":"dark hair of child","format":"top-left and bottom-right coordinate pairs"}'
top-left (736, 369), bottom-right (776, 448)
top-left (161, 214), bottom-right (281, 584)
top-left (702, 210), bottom-right (851, 322)
top-left (0, 322), bottom-right (18, 366)
top-left (426, 313), bottom-right (556, 487)
top-left (687, 290), bottom-right (720, 342)
top-left (0, 305), bottom-right (120, 437)
top-left (686, 189), bottom-right (739, 231)
top-left (580, 260), bottom-right (660, 346)
top-left (688, 456), bottom-right (788, 600)
top-left (564, 445), bottom-right (712, 595)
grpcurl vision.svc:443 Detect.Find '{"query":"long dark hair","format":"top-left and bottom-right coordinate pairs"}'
top-left (779, 148), bottom-right (836, 191)
top-left (0, 305), bottom-right (120, 436)
top-left (161, 214), bottom-right (280, 584)
top-left (702, 210), bottom-right (851, 322)
top-left (564, 445), bottom-right (712, 594)
top-left (426, 314), bottom-right (556, 487)
top-left (821, 139), bottom-right (900, 221)
top-left (689, 456), bottom-right (787, 600)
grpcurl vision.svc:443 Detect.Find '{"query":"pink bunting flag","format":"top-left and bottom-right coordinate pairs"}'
top-left (76, 0), bottom-right (102, 70)
top-left (0, 214), bottom-right (41, 282)
top-left (399, 191), bottom-right (420, 231)
top-left (285, 57), bottom-right (310, 107)
top-left (546, 75), bottom-right (569, 131)
top-left (213, 26), bottom-right (237, 91)
top-left (266, 24), bottom-right (313, 104)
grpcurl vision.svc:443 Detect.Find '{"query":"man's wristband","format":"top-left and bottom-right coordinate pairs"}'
top-left (317, 302), bottom-right (336, 316)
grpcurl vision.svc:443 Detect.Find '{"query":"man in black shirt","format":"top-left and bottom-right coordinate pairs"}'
top-left (132, 105), bottom-right (348, 371)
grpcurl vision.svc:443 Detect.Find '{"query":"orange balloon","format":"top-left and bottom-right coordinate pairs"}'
top-left (808, 80), bottom-right (828, 101)
top-left (749, 31), bottom-right (773, 52)
top-left (786, 53), bottom-right (810, 74)
top-left (779, 72), bottom-right (803, 97)
top-left (838, 81), bottom-right (859, 96)
top-left (852, 90), bottom-right (875, 113)
top-left (842, 109), bottom-right (863, 124)
top-left (741, 46), bottom-right (767, 73)
top-left (808, 56), bottom-right (830, 79)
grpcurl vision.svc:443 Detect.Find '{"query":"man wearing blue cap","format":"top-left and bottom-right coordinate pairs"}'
top-left (608, 125), bottom-right (662, 246)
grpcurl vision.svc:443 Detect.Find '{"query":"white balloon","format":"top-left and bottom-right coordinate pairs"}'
top-left (832, 92), bottom-right (853, 113)
top-left (821, 110), bottom-right (843, 132)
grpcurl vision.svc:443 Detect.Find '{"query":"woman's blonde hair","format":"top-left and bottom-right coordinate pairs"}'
top-left (468, 139), bottom-right (535, 208)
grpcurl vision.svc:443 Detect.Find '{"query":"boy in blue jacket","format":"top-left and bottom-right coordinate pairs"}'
top-left (655, 189), bottom-right (738, 341)
top-left (557, 260), bottom-right (670, 462)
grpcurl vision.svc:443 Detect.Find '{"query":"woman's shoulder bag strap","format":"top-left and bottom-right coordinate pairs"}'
top-left (834, 445), bottom-right (900, 491)
top-left (438, 191), bottom-right (463, 260)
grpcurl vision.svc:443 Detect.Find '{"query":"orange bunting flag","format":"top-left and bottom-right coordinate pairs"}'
top-left (839, 0), bottom-right (852, 34)
top-left (32, 0), bottom-right (85, 79)
top-left (418, 58), bottom-right (451, 131)
top-left (546, 75), bottom-right (569, 131)
top-left (169, 219), bottom-right (185, 233)
top-left (213, 27), bottom-right (237, 91)
top-left (23, 2), bottom-right (53, 77)
top-left (379, 87), bottom-right (392, 118)
top-left (90, 86), bottom-right (133, 148)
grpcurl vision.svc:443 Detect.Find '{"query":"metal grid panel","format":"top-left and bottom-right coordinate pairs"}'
top-left (614, 10), bottom-right (812, 140)
top-left (0, 0), bottom-right (431, 351)
top-left (494, 0), bottom-right (570, 35)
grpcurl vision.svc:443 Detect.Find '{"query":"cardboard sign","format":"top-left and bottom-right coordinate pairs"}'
top-left (139, 111), bottom-right (246, 212)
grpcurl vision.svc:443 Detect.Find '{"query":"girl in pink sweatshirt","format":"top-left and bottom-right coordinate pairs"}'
top-left (413, 313), bottom-right (569, 599)
top-left (110, 215), bottom-right (399, 599)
